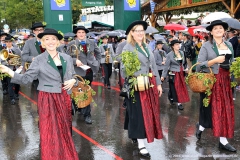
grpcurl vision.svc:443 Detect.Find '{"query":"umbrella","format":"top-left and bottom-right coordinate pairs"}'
top-left (201, 12), bottom-right (232, 24)
top-left (114, 29), bottom-right (126, 34)
top-left (108, 31), bottom-right (122, 37)
top-left (220, 18), bottom-right (240, 30)
top-left (86, 32), bottom-right (96, 37)
top-left (164, 24), bottom-right (187, 31)
top-left (145, 26), bottom-right (159, 34)
top-left (64, 32), bottom-right (75, 37)
top-left (188, 26), bottom-right (208, 36)
top-left (153, 34), bottom-right (165, 42)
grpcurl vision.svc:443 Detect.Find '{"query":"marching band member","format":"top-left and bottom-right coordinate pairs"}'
top-left (57, 36), bottom-right (72, 53)
top-left (99, 35), bottom-right (115, 89)
top-left (0, 36), bottom-right (21, 104)
top-left (161, 40), bottom-right (190, 110)
top-left (67, 26), bottom-right (101, 124)
top-left (0, 28), bottom-right (79, 159)
top-left (121, 20), bottom-right (163, 158)
top-left (0, 32), bottom-right (9, 95)
top-left (196, 20), bottom-right (236, 152)
top-left (21, 22), bottom-right (46, 71)
top-left (153, 40), bottom-right (167, 77)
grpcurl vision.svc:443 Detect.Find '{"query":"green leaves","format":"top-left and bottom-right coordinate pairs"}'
top-left (186, 72), bottom-right (216, 107)
top-left (230, 57), bottom-right (240, 78)
top-left (120, 50), bottom-right (141, 103)
top-left (0, 73), bottom-right (9, 80)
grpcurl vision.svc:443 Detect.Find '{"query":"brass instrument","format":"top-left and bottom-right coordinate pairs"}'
top-left (70, 44), bottom-right (79, 59)
top-left (17, 42), bottom-right (25, 49)
top-left (0, 49), bottom-right (21, 66)
top-left (105, 47), bottom-right (110, 64)
top-left (24, 62), bottom-right (31, 70)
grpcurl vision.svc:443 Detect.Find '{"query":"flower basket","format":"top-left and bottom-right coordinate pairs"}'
top-left (187, 63), bottom-right (215, 93)
top-left (71, 75), bottom-right (93, 108)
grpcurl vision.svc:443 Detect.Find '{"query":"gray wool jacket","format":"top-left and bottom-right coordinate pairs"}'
top-left (196, 41), bottom-right (234, 74)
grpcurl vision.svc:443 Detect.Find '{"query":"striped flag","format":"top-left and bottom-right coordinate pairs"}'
top-left (150, 0), bottom-right (156, 14)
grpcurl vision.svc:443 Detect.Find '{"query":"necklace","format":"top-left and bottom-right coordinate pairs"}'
top-left (52, 52), bottom-right (58, 59)
top-left (216, 40), bottom-right (223, 48)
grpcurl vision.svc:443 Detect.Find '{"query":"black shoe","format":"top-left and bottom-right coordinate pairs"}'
top-left (139, 147), bottom-right (151, 158)
top-left (107, 85), bottom-right (111, 89)
top-left (219, 142), bottom-right (237, 152)
top-left (85, 116), bottom-right (92, 124)
top-left (177, 104), bottom-right (184, 110)
top-left (195, 123), bottom-right (202, 140)
top-left (11, 99), bottom-right (16, 105)
top-left (131, 138), bottom-right (137, 144)
top-left (3, 90), bottom-right (8, 95)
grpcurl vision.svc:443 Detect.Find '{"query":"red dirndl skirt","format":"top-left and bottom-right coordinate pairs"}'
top-left (38, 89), bottom-right (79, 160)
top-left (173, 66), bottom-right (190, 103)
top-left (139, 76), bottom-right (163, 143)
top-left (211, 68), bottom-right (234, 138)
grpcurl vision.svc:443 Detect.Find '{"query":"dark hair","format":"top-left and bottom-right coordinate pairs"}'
top-left (204, 35), bottom-right (209, 42)
top-left (150, 35), bottom-right (154, 39)
top-left (208, 34), bottom-right (213, 44)
top-left (194, 35), bottom-right (200, 42)
top-left (171, 30), bottom-right (176, 35)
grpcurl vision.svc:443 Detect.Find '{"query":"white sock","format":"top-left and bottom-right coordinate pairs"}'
top-left (177, 103), bottom-right (181, 105)
top-left (199, 125), bottom-right (205, 131)
top-left (137, 139), bottom-right (148, 154)
top-left (220, 137), bottom-right (228, 145)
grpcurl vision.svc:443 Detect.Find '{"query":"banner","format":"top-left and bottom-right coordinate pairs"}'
top-left (124, 0), bottom-right (140, 11)
top-left (82, 0), bottom-right (105, 6)
top-left (51, 0), bottom-right (70, 10)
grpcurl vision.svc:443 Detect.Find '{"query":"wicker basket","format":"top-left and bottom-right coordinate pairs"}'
top-left (187, 63), bottom-right (215, 93)
top-left (71, 75), bottom-right (92, 108)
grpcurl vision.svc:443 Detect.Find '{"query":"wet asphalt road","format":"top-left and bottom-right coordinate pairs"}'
top-left (0, 70), bottom-right (240, 160)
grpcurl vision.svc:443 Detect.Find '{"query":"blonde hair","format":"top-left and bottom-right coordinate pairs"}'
top-left (127, 24), bottom-right (146, 46)
top-left (40, 35), bottom-right (61, 49)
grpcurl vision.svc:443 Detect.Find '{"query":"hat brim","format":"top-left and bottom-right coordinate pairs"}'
top-left (0, 33), bottom-right (9, 37)
top-left (31, 25), bottom-right (46, 30)
top-left (206, 22), bottom-right (228, 31)
top-left (170, 40), bottom-right (182, 46)
top-left (156, 42), bottom-right (164, 45)
top-left (73, 27), bottom-right (89, 34)
top-left (126, 20), bottom-right (148, 35)
top-left (37, 33), bottom-right (63, 40)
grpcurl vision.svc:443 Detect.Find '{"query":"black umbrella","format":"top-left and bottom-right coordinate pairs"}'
top-left (220, 18), bottom-right (240, 30)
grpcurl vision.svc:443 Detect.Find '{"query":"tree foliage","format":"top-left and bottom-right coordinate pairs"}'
top-left (0, 0), bottom-right (43, 29)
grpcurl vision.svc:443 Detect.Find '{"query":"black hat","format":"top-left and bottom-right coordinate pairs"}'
top-left (156, 40), bottom-right (164, 45)
top-left (206, 20), bottom-right (228, 31)
top-left (37, 28), bottom-right (63, 40)
top-left (0, 32), bottom-right (9, 37)
top-left (118, 36), bottom-right (126, 42)
top-left (167, 35), bottom-right (174, 39)
top-left (227, 28), bottom-right (236, 33)
top-left (63, 36), bottom-right (72, 42)
top-left (170, 40), bottom-right (182, 46)
top-left (31, 22), bottom-right (46, 30)
top-left (182, 31), bottom-right (190, 36)
top-left (126, 20), bottom-right (148, 35)
top-left (4, 36), bottom-right (13, 42)
top-left (73, 26), bottom-right (89, 34)
top-left (101, 35), bottom-right (109, 39)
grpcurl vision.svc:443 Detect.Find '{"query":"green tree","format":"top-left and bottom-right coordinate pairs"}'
top-left (0, 0), bottom-right (43, 29)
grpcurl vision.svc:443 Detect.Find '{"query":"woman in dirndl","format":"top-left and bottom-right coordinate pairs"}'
top-left (0, 28), bottom-right (79, 159)
top-left (161, 40), bottom-right (190, 110)
top-left (196, 20), bottom-right (236, 152)
top-left (121, 20), bottom-right (163, 158)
